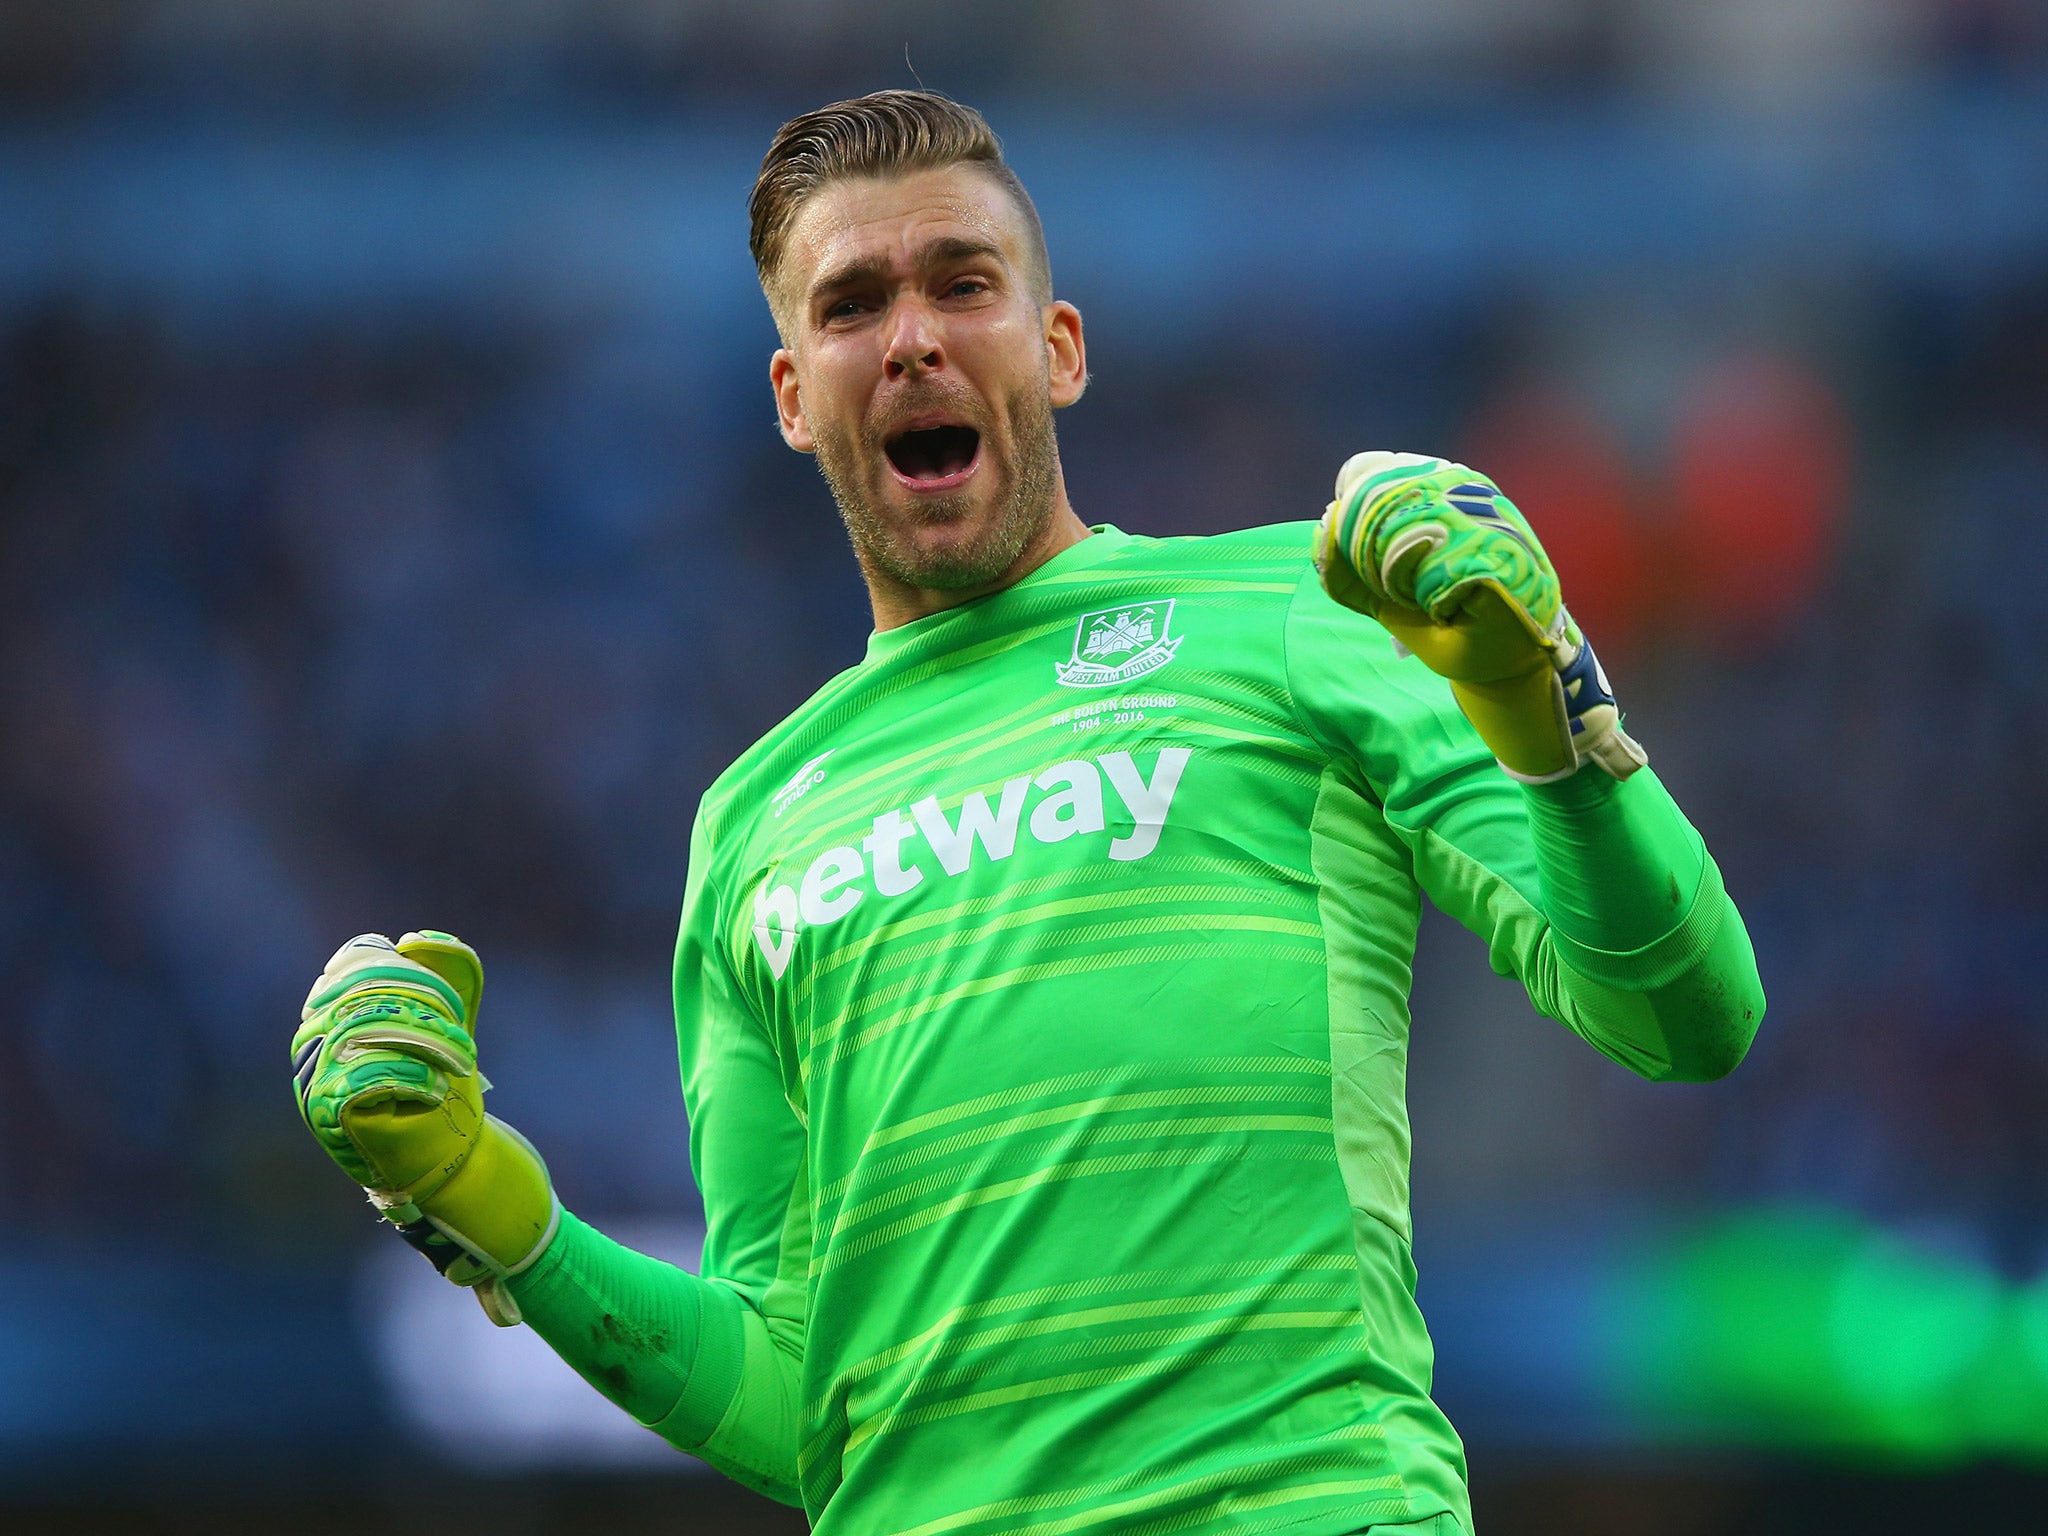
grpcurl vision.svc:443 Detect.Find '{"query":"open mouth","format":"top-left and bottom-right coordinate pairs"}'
top-left (885, 423), bottom-right (982, 489)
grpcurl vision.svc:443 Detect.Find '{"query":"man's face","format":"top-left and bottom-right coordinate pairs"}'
top-left (769, 165), bottom-right (1086, 595)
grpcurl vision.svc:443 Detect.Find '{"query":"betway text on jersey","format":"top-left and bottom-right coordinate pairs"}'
top-left (752, 748), bottom-right (1192, 977)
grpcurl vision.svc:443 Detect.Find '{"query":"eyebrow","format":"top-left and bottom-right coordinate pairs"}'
top-left (809, 236), bottom-right (1007, 307)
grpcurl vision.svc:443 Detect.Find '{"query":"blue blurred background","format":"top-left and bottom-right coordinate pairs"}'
top-left (2, 2), bottom-right (2046, 1532)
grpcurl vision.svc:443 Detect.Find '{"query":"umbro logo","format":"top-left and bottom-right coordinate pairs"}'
top-left (771, 751), bottom-right (834, 817)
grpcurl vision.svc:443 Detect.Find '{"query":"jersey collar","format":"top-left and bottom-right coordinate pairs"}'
top-left (862, 525), bottom-right (1132, 665)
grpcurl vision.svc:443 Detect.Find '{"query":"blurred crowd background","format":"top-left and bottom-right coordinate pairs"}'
top-left (2, 2), bottom-right (2046, 1532)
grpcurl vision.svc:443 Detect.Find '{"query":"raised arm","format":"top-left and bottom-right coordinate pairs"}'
top-left (1289, 454), bottom-right (1764, 1078)
top-left (289, 812), bottom-right (810, 1505)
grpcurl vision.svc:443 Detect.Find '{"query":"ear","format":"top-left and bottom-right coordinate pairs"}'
top-left (1044, 300), bottom-right (1088, 409)
top-left (770, 349), bottom-right (814, 453)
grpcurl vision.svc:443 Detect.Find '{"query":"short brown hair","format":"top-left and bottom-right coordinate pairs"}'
top-left (749, 90), bottom-right (1051, 313)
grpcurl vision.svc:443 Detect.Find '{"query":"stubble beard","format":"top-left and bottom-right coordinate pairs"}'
top-left (815, 382), bottom-right (1059, 595)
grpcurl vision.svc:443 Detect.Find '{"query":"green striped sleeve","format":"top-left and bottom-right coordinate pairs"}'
top-left (503, 1211), bottom-right (719, 1430)
top-left (504, 1211), bottom-right (805, 1503)
top-left (1519, 764), bottom-right (1704, 962)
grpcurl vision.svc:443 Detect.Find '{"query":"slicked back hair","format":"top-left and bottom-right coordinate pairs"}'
top-left (749, 90), bottom-right (1052, 322)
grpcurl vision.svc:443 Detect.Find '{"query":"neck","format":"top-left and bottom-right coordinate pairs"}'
top-left (866, 491), bottom-right (1092, 632)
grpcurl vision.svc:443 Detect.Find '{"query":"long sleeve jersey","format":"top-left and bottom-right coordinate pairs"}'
top-left (504, 522), bottom-right (1764, 1536)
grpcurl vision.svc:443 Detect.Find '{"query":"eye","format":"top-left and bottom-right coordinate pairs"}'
top-left (946, 277), bottom-right (989, 299)
top-left (826, 298), bottom-right (867, 320)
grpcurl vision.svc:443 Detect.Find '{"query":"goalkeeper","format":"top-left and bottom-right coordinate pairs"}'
top-left (293, 92), bottom-right (1762, 1536)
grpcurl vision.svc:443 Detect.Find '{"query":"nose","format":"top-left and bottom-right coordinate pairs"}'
top-left (883, 298), bottom-right (943, 380)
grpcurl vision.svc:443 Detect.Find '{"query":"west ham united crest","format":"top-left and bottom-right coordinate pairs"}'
top-left (1056, 600), bottom-right (1183, 689)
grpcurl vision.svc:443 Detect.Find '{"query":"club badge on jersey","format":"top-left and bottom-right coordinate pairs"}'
top-left (1056, 600), bottom-right (1184, 689)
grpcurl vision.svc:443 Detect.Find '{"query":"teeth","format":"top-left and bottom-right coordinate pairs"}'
top-left (888, 424), bottom-right (978, 481)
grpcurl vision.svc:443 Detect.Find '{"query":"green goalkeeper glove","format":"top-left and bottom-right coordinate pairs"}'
top-left (1313, 451), bottom-right (1648, 783)
top-left (290, 930), bottom-right (558, 1326)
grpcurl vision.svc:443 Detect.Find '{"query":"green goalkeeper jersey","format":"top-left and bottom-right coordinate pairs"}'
top-left (626, 522), bottom-right (1757, 1535)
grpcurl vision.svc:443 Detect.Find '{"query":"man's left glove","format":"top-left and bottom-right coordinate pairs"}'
top-left (1314, 451), bottom-right (1648, 783)
top-left (290, 930), bottom-right (558, 1326)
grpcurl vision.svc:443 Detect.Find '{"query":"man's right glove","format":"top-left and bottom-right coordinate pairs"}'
top-left (291, 930), bottom-right (557, 1326)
